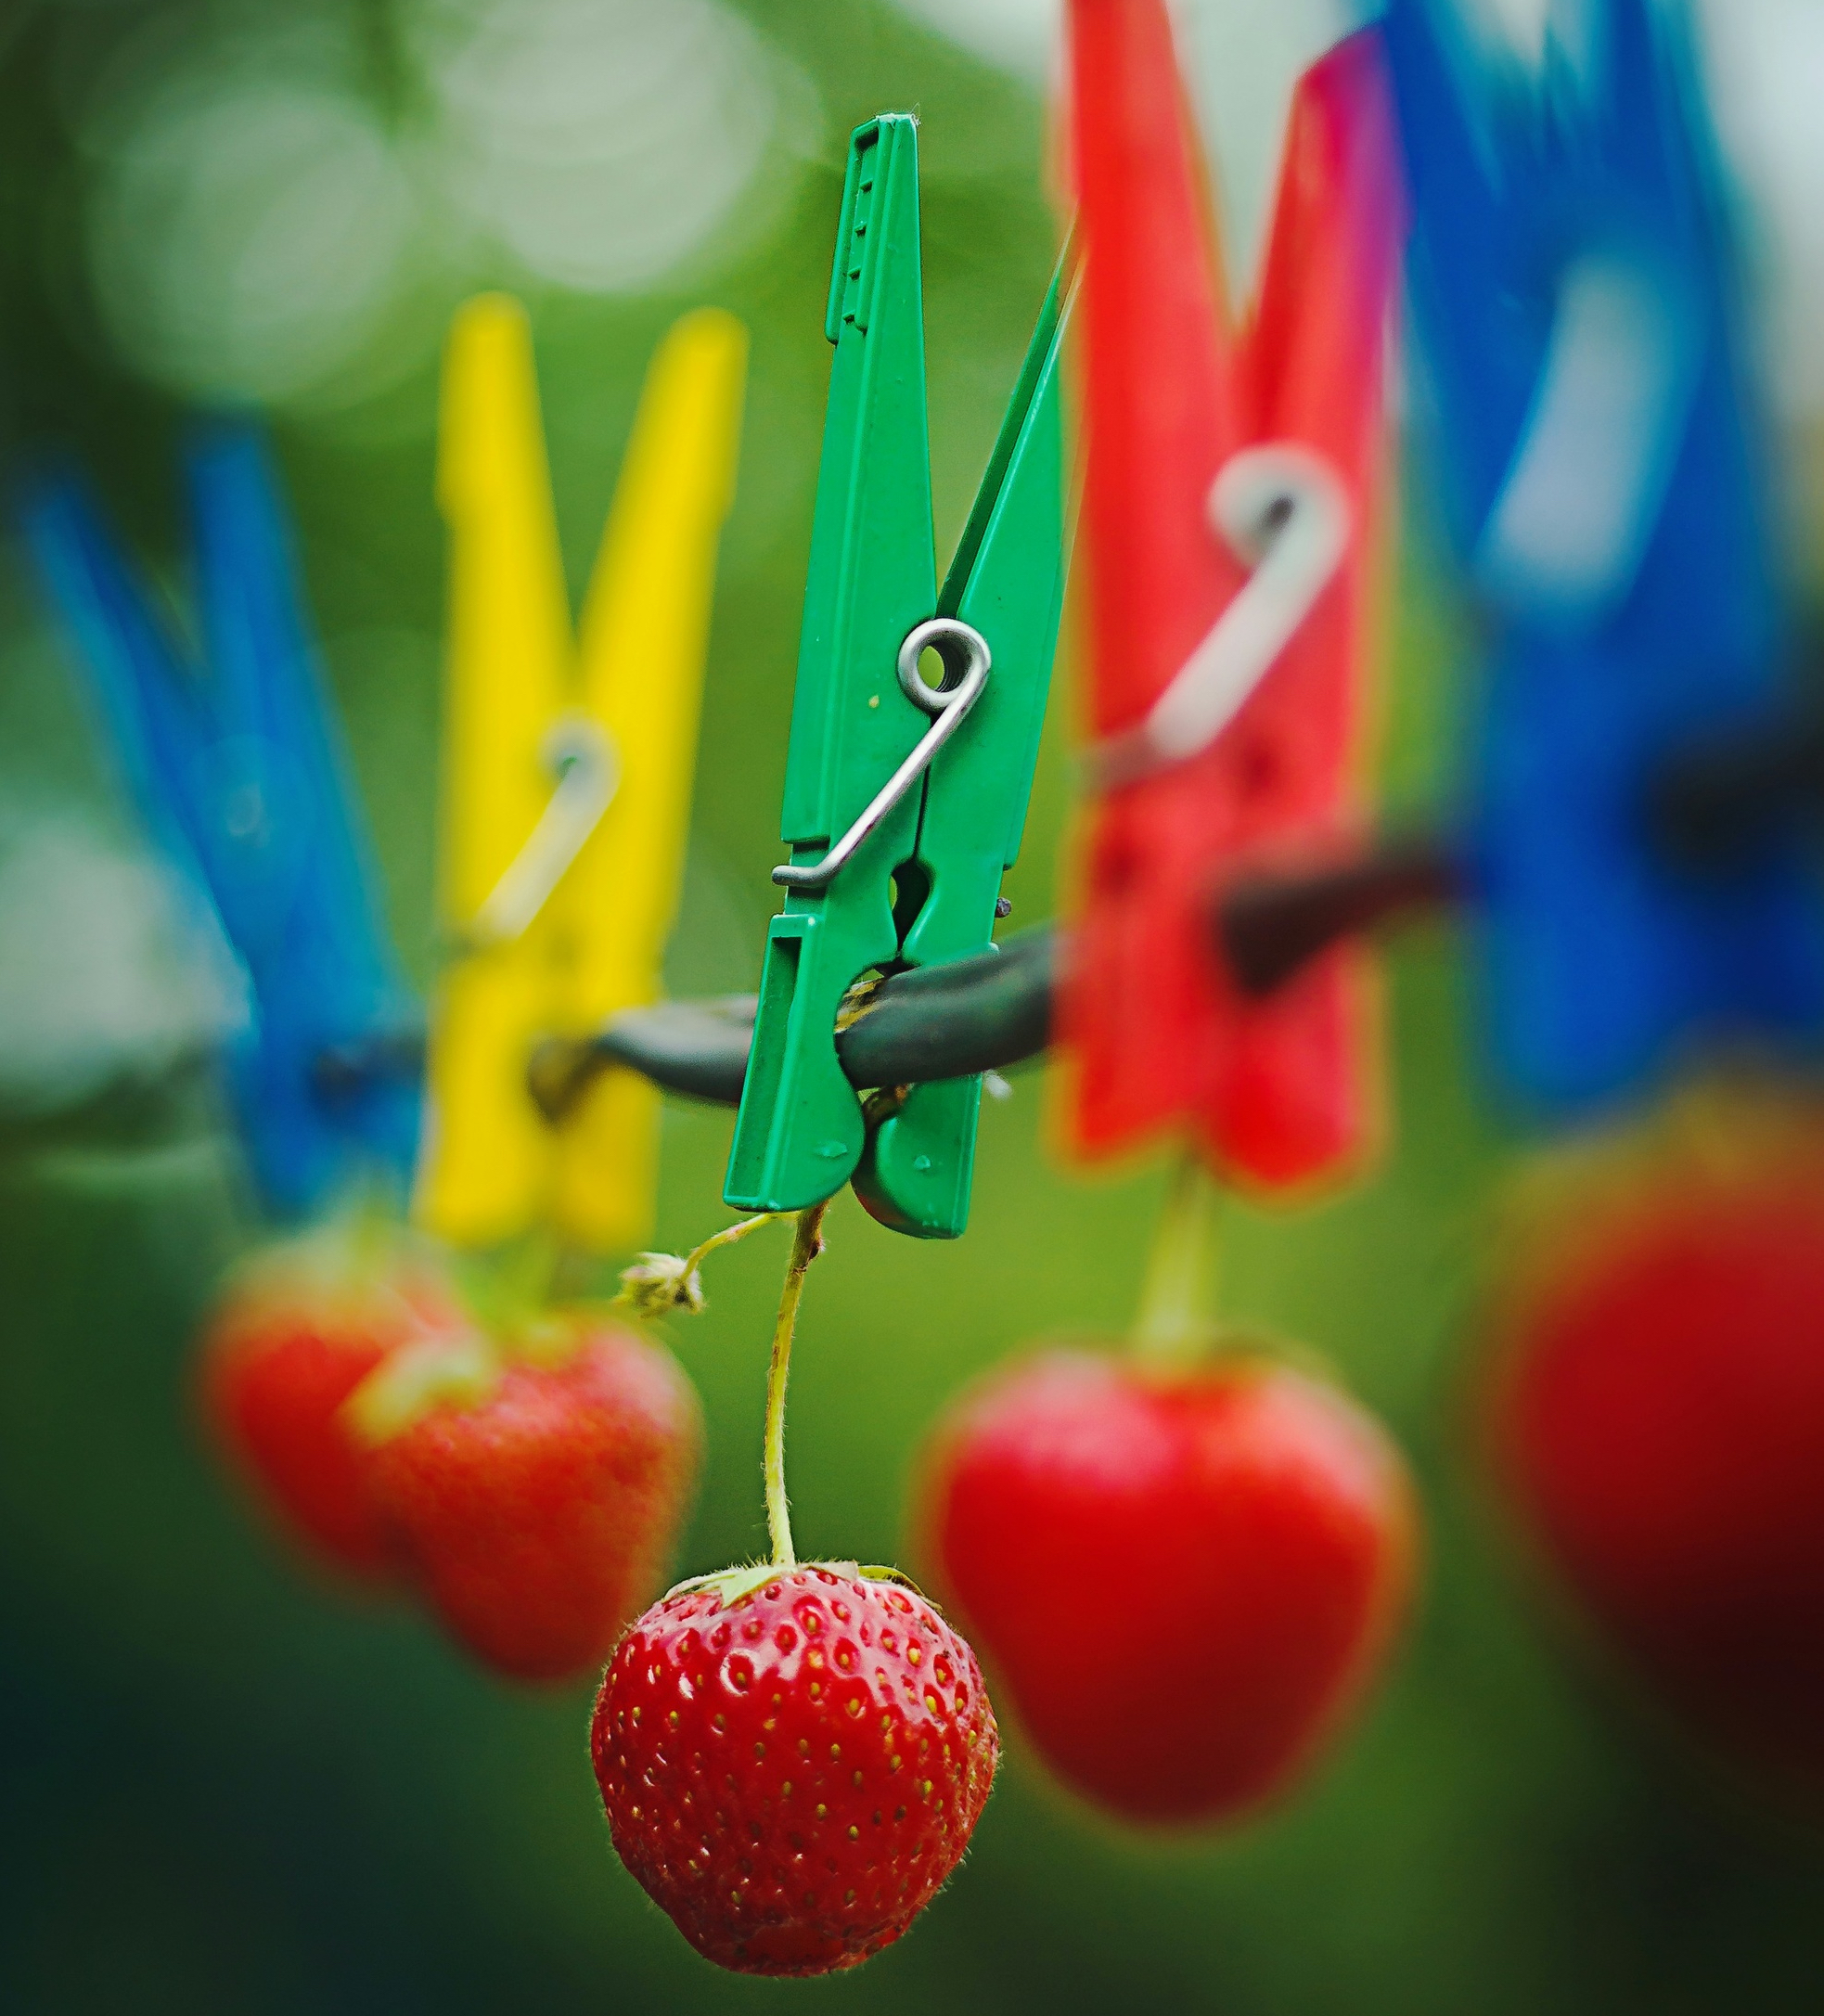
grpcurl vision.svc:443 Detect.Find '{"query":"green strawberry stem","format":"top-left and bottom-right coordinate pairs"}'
top-left (453, 1230), bottom-right (566, 1331)
top-left (683, 1213), bottom-right (786, 1286)
top-left (764, 1201), bottom-right (829, 1570)
top-left (616, 1212), bottom-right (790, 1318)
top-left (1130, 1149), bottom-right (1217, 1370)
top-left (341, 1183), bottom-right (400, 1284)
top-left (548, 1243), bottom-right (601, 1305)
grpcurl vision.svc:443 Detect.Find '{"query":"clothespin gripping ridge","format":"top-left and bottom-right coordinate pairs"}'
top-left (724, 114), bottom-right (1072, 1239)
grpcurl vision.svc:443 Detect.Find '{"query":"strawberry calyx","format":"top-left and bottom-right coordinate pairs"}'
top-left (1147, 1323), bottom-right (1344, 1388)
top-left (1493, 1072), bottom-right (1824, 1326)
top-left (1124, 1156), bottom-right (1348, 1386)
top-left (339, 1295), bottom-right (657, 1445)
top-left (343, 1329), bottom-right (501, 1445)
top-left (661, 1559), bottom-right (930, 1612)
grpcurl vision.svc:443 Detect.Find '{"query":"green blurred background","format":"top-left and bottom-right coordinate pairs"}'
top-left (4, 0), bottom-right (1824, 2010)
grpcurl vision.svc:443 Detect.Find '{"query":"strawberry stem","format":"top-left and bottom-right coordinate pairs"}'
top-left (548, 1243), bottom-right (597, 1305)
top-left (764, 1201), bottom-right (829, 1569)
top-left (1131, 1149), bottom-right (1217, 1369)
top-left (616, 1212), bottom-right (789, 1319)
top-left (342, 1184), bottom-right (398, 1287)
top-left (458, 1230), bottom-right (566, 1330)
top-left (683, 1213), bottom-right (786, 1290)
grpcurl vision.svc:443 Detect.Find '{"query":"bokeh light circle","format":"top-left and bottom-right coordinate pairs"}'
top-left (419, 0), bottom-right (793, 294)
top-left (86, 78), bottom-right (419, 404)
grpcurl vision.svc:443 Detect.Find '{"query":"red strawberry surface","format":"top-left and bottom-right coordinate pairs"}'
top-left (1487, 1094), bottom-right (1824, 1783)
top-left (199, 1231), bottom-right (455, 1581)
top-left (918, 1349), bottom-right (1414, 1826)
top-left (592, 1565), bottom-right (998, 1976)
top-left (364, 1319), bottom-right (700, 1682)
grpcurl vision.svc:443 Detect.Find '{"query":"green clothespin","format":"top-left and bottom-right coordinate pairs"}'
top-left (724, 113), bottom-right (1070, 1239)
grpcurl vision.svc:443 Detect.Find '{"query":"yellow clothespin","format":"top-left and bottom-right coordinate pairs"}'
top-left (416, 293), bottom-right (748, 1252)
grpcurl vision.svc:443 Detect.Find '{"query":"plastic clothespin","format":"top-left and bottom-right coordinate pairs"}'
top-left (416, 295), bottom-right (748, 1252)
top-left (1382, 0), bottom-right (1824, 1108)
top-left (723, 115), bottom-right (1070, 1239)
top-left (1057, 0), bottom-right (1403, 1188)
top-left (19, 431), bottom-right (420, 1218)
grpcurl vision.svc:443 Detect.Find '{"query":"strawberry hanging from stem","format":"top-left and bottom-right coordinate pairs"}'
top-left (592, 1203), bottom-right (1001, 1976)
top-left (916, 1153), bottom-right (1417, 1828)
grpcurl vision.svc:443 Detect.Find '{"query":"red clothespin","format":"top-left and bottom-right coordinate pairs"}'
top-left (1058, 0), bottom-right (1403, 1188)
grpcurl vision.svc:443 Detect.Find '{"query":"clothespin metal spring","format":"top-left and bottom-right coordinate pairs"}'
top-left (456, 714), bottom-right (619, 953)
top-left (773, 616), bottom-right (992, 892)
top-left (1089, 445), bottom-right (1350, 791)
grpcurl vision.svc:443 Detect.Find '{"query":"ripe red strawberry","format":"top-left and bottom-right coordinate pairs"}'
top-left (591, 1565), bottom-right (998, 1975)
top-left (199, 1226), bottom-right (456, 1581)
top-left (358, 1317), bottom-right (701, 1682)
top-left (917, 1348), bottom-right (1415, 1826)
top-left (1485, 1086), bottom-right (1824, 1785)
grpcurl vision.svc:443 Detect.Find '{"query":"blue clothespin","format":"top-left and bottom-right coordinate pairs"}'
top-left (19, 430), bottom-right (421, 1215)
top-left (1383, 0), bottom-right (1824, 1109)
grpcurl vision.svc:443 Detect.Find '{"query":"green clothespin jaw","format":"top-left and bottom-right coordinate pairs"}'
top-left (724, 113), bottom-right (1070, 1239)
